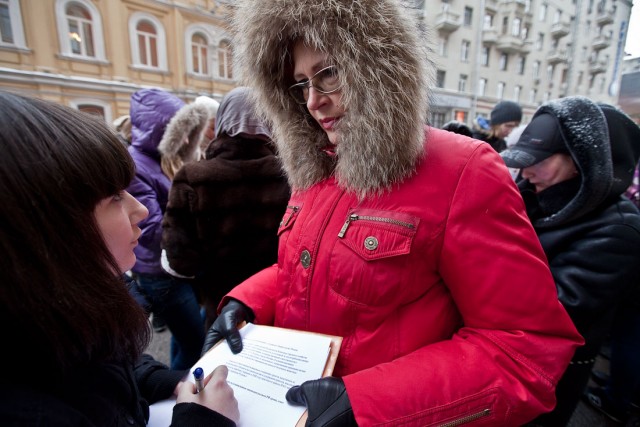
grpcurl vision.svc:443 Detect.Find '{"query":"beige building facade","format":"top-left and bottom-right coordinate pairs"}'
top-left (0, 0), bottom-right (634, 128)
top-left (0, 0), bottom-right (236, 123)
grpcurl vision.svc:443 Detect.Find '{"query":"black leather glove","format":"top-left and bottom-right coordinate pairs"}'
top-left (201, 299), bottom-right (255, 355)
top-left (286, 377), bottom-right (357, 427)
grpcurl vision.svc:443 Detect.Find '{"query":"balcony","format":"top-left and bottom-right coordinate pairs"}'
top-left (592, 34), bottom-right (612, 50)
top-left (500, 0), bottom-right (527, 13)
top-left (482, 27), bottom-right (498, 45)
top-left (485, 0), bottom-right (499, 12)
top-left (496, 34), bottom-right (529, 54)
top-left (550, 21), bottom-right (570, 38)
top-left (433, 10), bottom-right (461, 33)
top-left (596, 8), bottom-right (615, 26)
top-left (589, 58), bottom-right (607, 74)
top-left (547, 49), bottom-right (569, 64)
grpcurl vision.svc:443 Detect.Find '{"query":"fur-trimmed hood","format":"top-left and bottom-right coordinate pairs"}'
top-left (518, 96), bottom-right (640, 228)
top-left (231, 0), bottom-right (434, 197)
top-left (157, 102), bottom-right (210, 162)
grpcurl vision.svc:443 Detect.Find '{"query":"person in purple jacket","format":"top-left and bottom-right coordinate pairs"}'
top-left (127, 88), bottom-right (205, 370)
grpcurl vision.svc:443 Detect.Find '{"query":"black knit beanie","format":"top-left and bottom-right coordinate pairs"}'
top-left (490, 101), bottom-right (523, 125)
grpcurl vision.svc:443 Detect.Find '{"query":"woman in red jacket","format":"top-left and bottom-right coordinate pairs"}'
top-left (202, 0), bottom-right (583, 425)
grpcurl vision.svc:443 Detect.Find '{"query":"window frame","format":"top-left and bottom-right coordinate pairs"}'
top-left (0, 0), bottom-right (26, 48)
top-left (129, 12), bottom-right (167, 71)
top-left (55, 0), bottom-right (105, 61)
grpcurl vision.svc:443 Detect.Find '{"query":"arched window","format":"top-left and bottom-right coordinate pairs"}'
top-left (69, 99), bottom-right (111, 123)
top-left (137, 20), bottom-right (158, 67)
top-left (0, 0), bottom-right (26, 48)
top-left (129, 13), bottom-right (167, 70)
top-left (191, 33), bottom-right (209, 75)
top-left (55, 0), bottom-right (104, 60)
top-left (218, 40), bottom-right (233, 79)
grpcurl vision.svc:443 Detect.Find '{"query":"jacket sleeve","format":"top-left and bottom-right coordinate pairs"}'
top-left (162, 167), bottom-right (203, 276)
top-left (548, 211), bottom-right (640, 345)
top-left (222, 264), bottom-right (279, 324)
top-left (171, 402), bottom-right (236, 427)
top-left (134, 354), bottom-right (187, 404)
top-left (128, 172), bottom-right (164, 262)
top-left (343, 144), bottom-right (583, 426)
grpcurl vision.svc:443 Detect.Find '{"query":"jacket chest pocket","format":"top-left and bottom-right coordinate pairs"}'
top-left (329, 209), bottom-right (420, 306)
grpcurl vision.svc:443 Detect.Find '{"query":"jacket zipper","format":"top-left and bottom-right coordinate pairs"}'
top-left (281, 205), bottom-right (300, 228)
top-left (338, 213), bottom-right (415, 238)
top-left (438, 409), bottom-right (491, 427)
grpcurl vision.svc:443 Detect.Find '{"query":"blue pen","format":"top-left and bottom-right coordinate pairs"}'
top-left (193, 367), bottom-right (204, 393)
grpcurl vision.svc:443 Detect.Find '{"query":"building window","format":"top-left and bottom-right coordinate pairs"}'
top-left (191, 33), bottom-right (209, 75)
top-left (458, 74), bottom-right (468, 92)
top-left (436, 70), bottom-right (446, 88)
top-left (136, 20), bottom-right (158, 67)
top-left (66, 3), bottom-right (94, 56)
top-left (69, 99), bottom-right (111, 123)
top-left (536, 33), bottom-right (544, 50)
top-left (483, 13), bottom-right (493, 29)
top-left (553, 9), bottom-right (562, 24)
top-left (496, 81), bottom-right (505, 99)
top-left (478, 78), bottom-right (487, 96)
top-left (218, 40), bottom-right (233, 79)
top-left (533, 60), bottom-right (540, 78)
top-left (0, 0), bottom-right (25, 47)
top-left (529, 88), bottom-right (537, 103)
top-left (517, 56), bottom-right (526, 74)
top-left (464, 7), bottom-right (473, 26)
top-left (438, 36), bottom-right (448, 56)
top-left (455, 110), bottom-right (468, 123)
top-left (524, 0), bottom-right (531, 12)
top-left (502, 16), bottom-right (509, 34)
top-left (522, 25), bottom-right (529, 40)
top-left (499, 53), bottom-right (509, 70)
top-left (129, 13), bottom-right (167, 70)
top-left (460, 40), bottom-right (470, 62)
top-left (511, 18), bottom-right (521, 37)
top-left (539, 3), bottom-right (548, 21)
top-left (55, 0), bottom-right (105, 60)
top-left (547, 64), bottom-right (555, 80)
top-left (78, 104), bottom-right (105, 118)
top-left (431, 111), bottom-right (446, 128)
top-left (514, 85), bottom-right (522, 102)
top-left (481, 46), bottom-right (490, 66)
top-left (543, 91), bottom-right (550, 102)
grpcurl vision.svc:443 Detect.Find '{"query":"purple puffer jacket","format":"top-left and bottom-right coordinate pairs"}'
top-left (127, 88), bottom-right (185, 275)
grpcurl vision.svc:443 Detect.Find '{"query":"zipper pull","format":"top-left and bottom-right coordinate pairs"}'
top-left (338, 214), bottom-right (358, 238)
top-left (280, 206), bottom-right (299, 228)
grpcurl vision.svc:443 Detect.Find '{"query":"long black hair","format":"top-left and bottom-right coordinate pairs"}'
top-left (0, 91), bottom-right (150, 376)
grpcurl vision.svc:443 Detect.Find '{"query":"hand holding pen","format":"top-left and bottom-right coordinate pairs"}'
top-left (176, 365), bottom-right (240, 424)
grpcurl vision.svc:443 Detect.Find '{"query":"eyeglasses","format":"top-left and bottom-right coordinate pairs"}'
top-left (288, 65), bottom-right (342, 105)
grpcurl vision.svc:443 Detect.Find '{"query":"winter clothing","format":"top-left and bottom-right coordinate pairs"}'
top-left (502, 96), bottom-right (640, 426)
top-left (501, 113), bottom-right (567, 168)
top-left (490, 100), bottom-right (523, 125)
top-left (162, 87), bottom-right (290, 329)
top-left (222, 1), bottom-right (584, 425)
top-left (127, 88), bottom-right (204, 371)
top-left (0, 354), bottom-right (235, 426)
top-left (441, 120), bottom-right (472, 137)
top-left (128, 88), bottom-right (185, 275)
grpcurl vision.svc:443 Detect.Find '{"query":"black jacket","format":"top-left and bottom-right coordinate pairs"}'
top-left (516, 97), bottom-right (640, 426)
top-left (0, 355), bottom-right (235, 426)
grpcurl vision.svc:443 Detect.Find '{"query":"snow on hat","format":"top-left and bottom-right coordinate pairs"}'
top-left (501, 113), bottom-right (568, 169)
top-left (490, 101), bottom-right (523, 126)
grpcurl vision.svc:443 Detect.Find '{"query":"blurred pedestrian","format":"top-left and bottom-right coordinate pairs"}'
top-left (200, 0), bottom-right (583, 425)
top-left (127, 88), bottom-right (205, 370)
top-left (113, 114), bottom-right (132, 146)
top-left (502, 96), bottom-right (640, 426)
top-left (162, 87), bottom-right (290, 330)
top-left (441, 120), bottom-right (472, 137)
top-left (472, 100), bottom-right (522, 152)
top-left (0, 91), bottom-right (239, 426)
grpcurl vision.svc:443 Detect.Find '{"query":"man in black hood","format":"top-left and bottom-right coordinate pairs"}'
top-left (502, 96), bottom-right (640, 426)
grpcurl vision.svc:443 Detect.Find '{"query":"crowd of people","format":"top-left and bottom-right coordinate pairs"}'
top-left (1, 0), bottom-right (639, 426)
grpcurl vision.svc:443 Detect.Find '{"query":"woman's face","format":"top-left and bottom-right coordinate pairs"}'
top-left (292, 41), bottom-right (346, 147)
top-left (94, 191), bottom-right (148, 273)
top-left (495, 121), bottom-right (520, 139)
top-left (521, 153), bottom-right (578, 193)
top-left (204, 118), bottom-right (216, 142)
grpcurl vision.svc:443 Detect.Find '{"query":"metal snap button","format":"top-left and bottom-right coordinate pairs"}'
top-left (300, 249), bottom-right (311, 268)
top-left (364, 236), bottom-right (379, 250)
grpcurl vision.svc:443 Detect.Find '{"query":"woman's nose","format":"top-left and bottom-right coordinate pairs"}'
top-left (306, 87), bottom-right (326, 110)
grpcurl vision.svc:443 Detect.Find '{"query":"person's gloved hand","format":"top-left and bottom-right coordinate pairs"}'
top-left (286, 377), bottom-right (357, 427)
top-left (201, 299), bottom-right (255, 355)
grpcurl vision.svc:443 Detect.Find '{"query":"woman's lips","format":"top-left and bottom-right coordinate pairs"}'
top-left (319, 117), bottom-right (338, 130)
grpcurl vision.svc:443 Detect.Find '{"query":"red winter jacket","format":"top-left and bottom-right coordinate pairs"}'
top-left (224, 128), bottom-right (583, 426)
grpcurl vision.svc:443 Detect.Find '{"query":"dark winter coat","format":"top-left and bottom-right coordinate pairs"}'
top-left (0, 355), bottom-right (235, 426)
top-left (471, 129), bottom-right (507, 152)
top-left (127, 89), bottom-right (185, 275)
top-left (515, 97), bottom-right (640, 425)
top-left (162, 134), bottom-right (290, 327)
